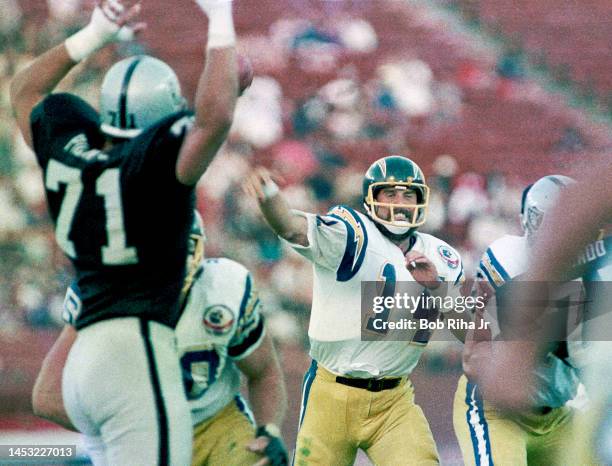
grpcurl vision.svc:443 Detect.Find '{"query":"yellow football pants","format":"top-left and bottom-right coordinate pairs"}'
top-left (453, 375), bottom-right (575, 466)
top-left (294, 360), bottom-right (439, 466)
top-left (191, 396), bottom-right (263, 466)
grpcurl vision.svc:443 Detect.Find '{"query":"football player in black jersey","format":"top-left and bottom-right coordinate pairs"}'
top-left (10, 0), bottom-right (239, 464)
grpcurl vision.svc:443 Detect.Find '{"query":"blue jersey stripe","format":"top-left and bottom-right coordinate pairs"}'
top-left (485, 248), bottom-right (511, 282)
top-left (465, 381), bottom-right (494, 466)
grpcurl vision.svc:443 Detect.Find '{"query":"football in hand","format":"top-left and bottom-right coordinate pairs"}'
top-left (238, 54), bottom-right (253, 95)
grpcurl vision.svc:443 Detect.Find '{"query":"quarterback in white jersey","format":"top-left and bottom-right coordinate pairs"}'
top-left (246, 156), bottom-right (466, 465)
top-left (32, 214), bottom-right (289, 466)
top-left (455, 175), bottom-right (582, 466)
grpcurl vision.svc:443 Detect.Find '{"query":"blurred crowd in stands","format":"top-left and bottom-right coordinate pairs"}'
top-left (0, 0), bottom-right (608, 368)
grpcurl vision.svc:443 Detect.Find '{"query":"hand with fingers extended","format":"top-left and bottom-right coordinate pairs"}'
top-left (405, 251), bottom-right (440, 289)
top-left (248, 425), bottom-right (288, 466)
top-left (243, 167), bottom-right (283, 203)
top-left (65, 0), bottom-right (146, 62)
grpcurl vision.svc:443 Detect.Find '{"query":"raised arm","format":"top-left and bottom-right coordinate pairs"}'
top-left (10, 1), bottom-right (143, 148)
top-left (174, 0), bottom-right (239, 186)
top-left (244, 167), bottom-right (309, 246)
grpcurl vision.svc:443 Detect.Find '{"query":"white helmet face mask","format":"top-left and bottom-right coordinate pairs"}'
top-left (100, 55), bottom-right (186, 138)
top-left (521, 175), bottom-right (575, 242)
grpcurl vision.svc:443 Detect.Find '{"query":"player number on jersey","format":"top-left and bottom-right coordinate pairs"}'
top-left (180, 349), bottom-right (221, 400)
top-left (366, 262), bottom-right (438, 345)
top-left (45, 160), bottom-right (137, 265)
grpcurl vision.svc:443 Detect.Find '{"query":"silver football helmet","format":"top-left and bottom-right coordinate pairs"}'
top-left (100, 55), bottom-right (186, 138)
top-left (521, 175), bottom-right (575, 240)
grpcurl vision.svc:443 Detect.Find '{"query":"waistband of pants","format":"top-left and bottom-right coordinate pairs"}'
top-left (316, 364), bottom-right (408, 392)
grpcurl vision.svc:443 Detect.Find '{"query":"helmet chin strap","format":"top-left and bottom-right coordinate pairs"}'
top-left (384, 224), bottom-right (412, 235)
top-left (363, 204), bottom-right (415, 242)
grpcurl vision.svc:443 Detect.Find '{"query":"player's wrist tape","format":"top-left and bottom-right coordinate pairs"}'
top-left (262, 180), bottom-right (280, 200)
top-left (255, 425), bottom-right (288, 466)
top-left (64, 7), bottom-right (121, 61)
top-left (206, 2), bottom-right (236, 49)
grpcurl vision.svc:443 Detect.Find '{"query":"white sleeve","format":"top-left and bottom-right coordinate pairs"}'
top-left (282, 209), bottom-right (350, 271)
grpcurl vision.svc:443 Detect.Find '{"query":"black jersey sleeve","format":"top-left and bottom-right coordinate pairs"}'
top-left (30, 93), bottom-right (104, 168)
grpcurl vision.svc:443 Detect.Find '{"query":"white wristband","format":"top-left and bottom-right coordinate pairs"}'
top-left (262, 180), bottom-right (280, 200)
top-left (64, 7), bottom-right (121, 62)
top-left (206, 3), bottom-right (236, 49)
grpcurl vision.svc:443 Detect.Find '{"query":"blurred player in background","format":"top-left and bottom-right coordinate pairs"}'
top-left (464, 158), bottom-right (612, 465)
top-left (33, 212), bottom-right (289, 466)
top-left (245, 156), bottom-right (466, 466)
top-left (10, 0), bottom-right (239, 463)
top-left (455, 176), bottom-right (581, 465)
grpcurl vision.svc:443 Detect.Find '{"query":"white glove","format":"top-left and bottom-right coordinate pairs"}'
top-left (65, 1), bottom-right (140, 61)
top-left (193, 0), bottom-right (235, 49)
top-left (193, 0), bottom-right (233, 17)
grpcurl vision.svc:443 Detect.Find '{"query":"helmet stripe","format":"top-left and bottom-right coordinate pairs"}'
top-left (119, 56), bottom-right (143, 130)
top-left (377, 159), bottom-right (387, 178)
top-left (547, 175), bottom-right (566, 186)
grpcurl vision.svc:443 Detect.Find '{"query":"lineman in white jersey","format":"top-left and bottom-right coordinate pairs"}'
top-left (179, 252), bottom-right (288, 466)
top-left (457, 175), bottom-right (582, 465)
top-left (32, 214), bottom-right (289, 466)
top-left (245, 156), bottom-right (466, 465)
top-left (462, 160), bottom-right (612, 465)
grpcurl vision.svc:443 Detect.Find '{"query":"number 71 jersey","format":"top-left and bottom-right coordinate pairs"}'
top-left (31, 93), bottom-right (195, 329)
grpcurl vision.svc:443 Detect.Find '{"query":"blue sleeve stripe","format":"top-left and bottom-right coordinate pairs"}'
top-left (485, 248), bottom-right (511, 282)
top-left (228, 317), bottom-right (264, 358)
top-left (329, 206), bottom-right (368, 282)
top-left (316, 215), bottom-right (338, 227)
top-left (454, 266), bottom-right (464, 286)
top-left (237, 273), bottom-right (252, 323)
top-left (478, 263), bottom-right (500, 290)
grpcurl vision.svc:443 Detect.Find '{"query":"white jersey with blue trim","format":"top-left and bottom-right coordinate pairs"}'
top-left (476, 234), bottom-right (581, 408)
top-left (286, 205), bottom-right (464, 378)
top-left (174, 258), bottom-right (264, 426)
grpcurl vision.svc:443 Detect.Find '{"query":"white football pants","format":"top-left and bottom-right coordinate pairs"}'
top-left (63, 317), bottom-right (192, 466)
